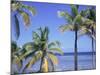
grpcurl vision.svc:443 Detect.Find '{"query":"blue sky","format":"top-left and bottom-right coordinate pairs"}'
top-left (11, 1), bottom-right (96, 52)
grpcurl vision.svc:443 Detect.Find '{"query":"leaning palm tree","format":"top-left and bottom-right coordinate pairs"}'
top-left (11, 0), bottom-right (36, 39)
top-left (11, 41), bottom-right (22, 74)
top-left (11, 41), bottom-right (35, 74)
top-left (20, 27), bottom-right (63, 73)
top-left (58, 5), bottom-right (85, 70)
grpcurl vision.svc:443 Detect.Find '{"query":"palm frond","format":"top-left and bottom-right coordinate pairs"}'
top-left (11, 41), bottom-right (17, 53)
top-left (22, 42), bottom-right (34, 51)
top-left (49, 48), bottom-right (63, 55)
top-left (47, 57), bottom-right (55, 72)
top-left (44, 27), bottom-right (49, 41)
top-left (78, 26), bottom-right (95, 40)
top-left (18, 10), bottom-right (30, 26)
top-left (11, 1), bottom-right (21, 11)
top-left (80, 9), bottom-right (90, 17)
top-left (20, 50), bottom-right (35, 60)
top-left (14, 14), bottom-right (20, 39)
top-left (13, 55), bottom-right (22, 69)
top-left (28, 51), bottom-right (42, 68)
top-left (21, 4), bottom-right (36, 15)
top-left (71, 5), bottom-right (78, 17)
top-left (48, 41), bottom-right (61, 48)
top-left (33, 31), bottom-right (40, 39)
top-left (57, 11), bottom-right (73, 23)
top-left (59, 24), bottom-right (74, 32)
top-left (47, 53), bottom-right (58, 65)
top-left (23, 51), bottom-right (42, 72)
top-left (73, 14), bottom-right (82, 25)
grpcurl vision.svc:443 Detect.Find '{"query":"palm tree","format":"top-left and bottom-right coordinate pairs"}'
top-left (11, 41), bottom-right (22, 74)
top-left (58, 5), bottom-right (86, 70)
top-left (20, 27), bottom-right (63, 73)
top-left (11, 0), bottom-right (36, 39)
top-left (80, 7), bottom-right (96, 39)
top-left (79, 7), bottom-right (96, 67)
top-left (58, 5), bottom-right (96, 70)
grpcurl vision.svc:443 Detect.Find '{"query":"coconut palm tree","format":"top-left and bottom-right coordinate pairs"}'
top-left (11, 41), bottom-right (22, 74)
top-left (80, 7), bottom-right (96, 39)
top-left (58, 5), bottom-right (96, 70)
top-left (11, 0), bottom-right (36, 39)
top-left (57, 5), bottom-right (86, 70)
top-left (20, 27), bottom-right (63, 73)
top-left (79, 7), bottom-right (96, 67)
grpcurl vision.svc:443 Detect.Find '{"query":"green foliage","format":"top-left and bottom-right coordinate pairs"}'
top-left (47, 53), bottom-right (58, 65)
top-left (71, 5), bottom-right (79, 17)
top-left (17, 27), bottom-right (63, 72)
top-left (58, 5), bottom-right (96, 40)
top-left (11, 41), bottom-right (22, 73)
top-left (11, 1), bottom-right (36, 39)
top-left (59, 24), bottom-right (74, 32)
top-left (57, 5), bottom-right (96, 71)
top-left (14, 15), bottom-right (20, 39)
top-left (79, 8), bottom-right (96, 40)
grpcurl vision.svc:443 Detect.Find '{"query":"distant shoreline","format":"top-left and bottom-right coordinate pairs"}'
top-left (55, 52), bottom-right (96, 56)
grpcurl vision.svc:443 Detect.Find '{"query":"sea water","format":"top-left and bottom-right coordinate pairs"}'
top-left (12, 53), bottom-right (96, 73)
top-left (55, 54), bottom-right (96, 71)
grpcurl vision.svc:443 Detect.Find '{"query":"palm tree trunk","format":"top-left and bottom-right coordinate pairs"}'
top-left (91, 27), bottom-right (95, 68)
top-left (40, 54), bottom-right (45, 72)
top-left (92, 37), bottom-right (94, 68)
top-left (40, 50), bottom-right (46, 72)
top-left (74, 26), bottom-right (78, 71)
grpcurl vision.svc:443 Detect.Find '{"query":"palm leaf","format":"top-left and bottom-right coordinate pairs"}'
top-left (57, 11), bottom-right (73, 23)
top-left (13, 55), bottom-right (22, 69)
top-left (47, 53), bottom-right (58, 65)
top-left (21, 4), bottom-right (36, 15)
top-left (44, 27), bottom-right (49, 41)
top-left (47, 57), bottom-right (54, 72)
top-left (20, 50), bottom-right (34, 60)
top-left (59, 24), bottom-right (74, 32)
top-left (14, 14), bottom-right (20, 39)
top-left (22, 51), bottom-right (42, 72)
top-left (71, 5), bottom-right (78, 17)
top-left (22, 42), bottom-right (34, 51)
top-left (33, 31), bottom-right (40, 40)
top-left (78, 26), bottom-right (95, 40)
top-left (49, 48), bottom-right (63, 55)
top-left (11, 41), bottom-right (17, 53)
top-left (11, 1), bottom-right (21, 11)
top-left (38, 27), bottom-right (44, 39)
top-left (80, 9), bottom-right (90, 17)
top-left (48, 41), bottom-right (61, 48)
top-left (11, 1), bottom-right (36, 40)
top-left (73, 14), bottom-right (82, 25)
top-left (18, 10), bottom-right (30, 26)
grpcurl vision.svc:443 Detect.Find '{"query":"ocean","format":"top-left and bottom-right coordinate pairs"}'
top-left (55, 54), bottom-right (96, 71)
top-left (11, 52), bottom-right (96, 73)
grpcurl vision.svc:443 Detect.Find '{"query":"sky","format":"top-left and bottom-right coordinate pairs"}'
top-left (11, 1), bottom-right (96, 52)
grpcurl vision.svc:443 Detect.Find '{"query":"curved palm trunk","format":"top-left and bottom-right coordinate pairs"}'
top-left (74, 26), bottom-right (78, 71)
